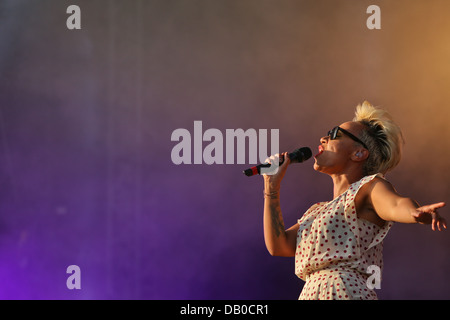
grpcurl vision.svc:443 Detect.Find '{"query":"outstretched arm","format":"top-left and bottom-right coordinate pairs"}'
top-left (369, 178), bottom-right (447, 231)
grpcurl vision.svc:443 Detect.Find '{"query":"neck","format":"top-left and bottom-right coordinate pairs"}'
top-left (330, 172), bottom-right (365, 199)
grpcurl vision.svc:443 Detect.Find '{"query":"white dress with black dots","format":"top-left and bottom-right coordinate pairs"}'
top-left (295, 173), bottom-right (393, 300)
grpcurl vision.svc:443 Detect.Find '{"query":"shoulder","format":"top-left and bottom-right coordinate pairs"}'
top-left (355, 176), bottom-right (397, 207)
top-left (360, 176), bottom-right (396, 195)
top-left (359, 176), bottom-right (403, 212)
top-left (355, 176), bottom-right (396, 226)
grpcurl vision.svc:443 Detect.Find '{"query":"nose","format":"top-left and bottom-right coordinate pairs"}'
top-left (320, 135), bottom-right (329, 144)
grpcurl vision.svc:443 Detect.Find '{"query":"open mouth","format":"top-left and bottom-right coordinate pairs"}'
top-left (314, 145), bottom-right (324, 158)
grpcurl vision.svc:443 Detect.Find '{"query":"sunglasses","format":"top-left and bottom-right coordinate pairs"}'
top-left (327, 126), bottom-right (368, 149)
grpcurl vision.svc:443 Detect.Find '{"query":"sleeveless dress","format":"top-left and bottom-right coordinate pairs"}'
top-left (295, 174), bottom-right (393, 300)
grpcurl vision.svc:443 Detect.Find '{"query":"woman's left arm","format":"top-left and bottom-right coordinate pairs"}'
top-left (369, 178), bottom-right (447, 231)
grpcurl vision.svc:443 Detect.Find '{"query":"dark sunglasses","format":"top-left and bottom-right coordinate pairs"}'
top-left (327, 126), bottom-right (368, 149)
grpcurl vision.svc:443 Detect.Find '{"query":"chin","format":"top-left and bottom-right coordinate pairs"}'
top-left (313, 162), bottom-right (322, 172)
top-left (313, 160), bottom-right (332, 175)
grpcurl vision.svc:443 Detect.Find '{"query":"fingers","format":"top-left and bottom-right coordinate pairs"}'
top-left (441, 218), bottom-right (448, 231)
top-left (430, 205), bottom-right (446, 231)
top-left (264, 152), bottom-right (291, 165)
top-left (419, 202), bottom-right (446, 213)
top-left (433, 215), bottom-right (447, 231)
top-left (431, 203), bottom-right (446, 231)
top-left (281, 152), bottom-right (291, 167)
top-left (414, 202), bottom-right (446, 231)
top-left (432, 213), bottom-right (437, 231)
top-left (430, 202), bottom-right (446, 210)
top-left (262, 152), bottom-right (290, 177)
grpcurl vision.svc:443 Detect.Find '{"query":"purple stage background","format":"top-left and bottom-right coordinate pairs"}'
top-left (0, 0), bottom-right (449, 299)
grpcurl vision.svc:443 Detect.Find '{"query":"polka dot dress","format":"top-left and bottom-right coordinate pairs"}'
top-left (295, 174), bottom-right (393, 300)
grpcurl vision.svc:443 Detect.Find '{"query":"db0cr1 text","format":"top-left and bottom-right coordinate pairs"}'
top-left (224, 304), bottom-right (268, 315)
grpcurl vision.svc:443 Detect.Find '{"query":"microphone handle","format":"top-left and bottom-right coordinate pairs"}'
top-left (243, 154), bottom-right (287, 177)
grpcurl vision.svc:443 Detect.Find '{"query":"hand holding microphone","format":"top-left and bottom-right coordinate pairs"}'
top-left (243, 147), bottom-right (312, 177)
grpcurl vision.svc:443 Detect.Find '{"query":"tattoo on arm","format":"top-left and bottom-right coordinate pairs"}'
top-left (270, 202), bottom-right (285, 237)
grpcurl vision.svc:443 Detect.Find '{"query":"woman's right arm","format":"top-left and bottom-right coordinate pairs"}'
top-left (263, 152), bottom-right (299, 257)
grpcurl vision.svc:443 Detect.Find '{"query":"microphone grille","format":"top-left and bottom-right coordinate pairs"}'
top-left (290, 147), bottom-right (312, 163)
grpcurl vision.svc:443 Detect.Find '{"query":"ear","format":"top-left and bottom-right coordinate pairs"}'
top-left (351, 148), bottom-right (369, 162)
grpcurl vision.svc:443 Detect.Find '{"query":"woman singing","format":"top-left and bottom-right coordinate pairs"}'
top-left (262, 101), bottom-right (446, 300)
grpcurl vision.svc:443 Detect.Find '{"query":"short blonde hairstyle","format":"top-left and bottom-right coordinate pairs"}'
top-left (353, 101), bottom-right (404, 175)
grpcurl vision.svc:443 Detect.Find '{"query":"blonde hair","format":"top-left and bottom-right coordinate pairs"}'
top-left (353, 101), bottom-right (404, 175)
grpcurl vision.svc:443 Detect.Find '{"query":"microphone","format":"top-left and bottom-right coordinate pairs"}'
top-left (243, 147), bottom-right (312, 176)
